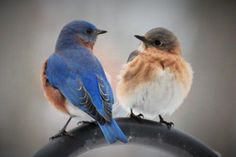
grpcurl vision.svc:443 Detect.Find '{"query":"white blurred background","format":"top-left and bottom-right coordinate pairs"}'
top-left (0, 0), bottom-right (235, 156)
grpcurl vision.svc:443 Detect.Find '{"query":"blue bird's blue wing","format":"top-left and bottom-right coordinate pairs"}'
top-left (64, 76), bottom-right (110, 122)
top-left (46, 51), bottom-right (127, 144)
top-left (46, 53), bottom-right (113, 122)
top-left (96, 75), bottom-right (113, 119)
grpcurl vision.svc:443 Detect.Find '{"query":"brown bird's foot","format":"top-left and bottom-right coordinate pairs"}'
top-left (49, 130), bottom-right (73, 140)
top-left (130, 109), bottom-right (144, 121)
top-left (159, 115), bottom-right (174, 129)
top-left (77, 121), bottom-right (97, 126)
top-left (49, 116), bottom-right (74, 140)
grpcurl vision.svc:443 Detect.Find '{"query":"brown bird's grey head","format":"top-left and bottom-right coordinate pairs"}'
top-left (135, 27), bottom-right (180, 54)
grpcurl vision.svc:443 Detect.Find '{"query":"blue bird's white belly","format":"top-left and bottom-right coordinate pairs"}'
top-left (66, 102), bottom-right (94, 121)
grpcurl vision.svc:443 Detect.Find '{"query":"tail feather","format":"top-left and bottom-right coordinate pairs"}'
top-left (98, 119), bottom-right (128, 144)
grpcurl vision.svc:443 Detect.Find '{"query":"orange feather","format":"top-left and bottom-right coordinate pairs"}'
top-left (41, 60), bottom-right (69, 114)
top-left (117, 47), bottom-right (192, 98)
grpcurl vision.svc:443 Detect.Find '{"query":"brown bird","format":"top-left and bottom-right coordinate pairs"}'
top-left (116, 27), bottom-right (193, 127)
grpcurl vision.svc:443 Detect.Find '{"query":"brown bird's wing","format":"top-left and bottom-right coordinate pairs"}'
top-left (127, 50), bottom-right (139, 62)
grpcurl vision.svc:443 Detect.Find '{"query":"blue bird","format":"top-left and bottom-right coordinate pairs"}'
top-left (41, 20), bottom-right (127, 144)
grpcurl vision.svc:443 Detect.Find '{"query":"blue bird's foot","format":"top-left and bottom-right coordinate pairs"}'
top-left (77, 121), bottom-right (97, 126)
top-left (130, 109), bottom-right (144, 122)
top-left (49, 116), bottom-right (74, 140)
top-left (49, 130), bottom-right (73, 140)
top-left (158, 115), bottom-right (174, 129)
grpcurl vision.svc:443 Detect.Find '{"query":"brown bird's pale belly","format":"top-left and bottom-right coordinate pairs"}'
top-left (116, 52), bottom-right (193, 119)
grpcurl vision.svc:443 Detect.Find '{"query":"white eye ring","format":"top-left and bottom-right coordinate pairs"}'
top-left (154, 40), bottom-right (163, 46)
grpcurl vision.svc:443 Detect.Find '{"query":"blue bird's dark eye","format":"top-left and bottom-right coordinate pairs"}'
top-left (86, 28), bottom-right (93, 35)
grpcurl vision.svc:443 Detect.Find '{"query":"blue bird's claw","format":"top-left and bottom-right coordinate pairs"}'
top-left (49, 116), bottom-right (74, 140)
top-left (49, 130), bottom-right (73, 140)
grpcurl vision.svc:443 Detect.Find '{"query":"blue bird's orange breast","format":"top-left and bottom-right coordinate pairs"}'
top-left (41, 60), bottom-right (69, 114)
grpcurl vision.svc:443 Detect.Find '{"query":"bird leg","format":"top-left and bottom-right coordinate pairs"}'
top-left (129, 109), bottom-right (144, 121)
top-left (50, 116), bottom-right (73, 140)
top-left (158, 115), bottom-right (174, 129)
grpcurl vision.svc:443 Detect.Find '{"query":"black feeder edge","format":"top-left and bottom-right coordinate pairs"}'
top-left (33, 117), bottom-right (220, 157)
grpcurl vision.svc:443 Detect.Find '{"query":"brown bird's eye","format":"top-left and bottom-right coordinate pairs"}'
top-left (86, 28), bottom-right (93, 34)
top-left (154, 40), bottom-right (162, 46)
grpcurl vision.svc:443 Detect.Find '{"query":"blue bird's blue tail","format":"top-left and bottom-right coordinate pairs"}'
top-left (98, 119), bottom-right (128, 144)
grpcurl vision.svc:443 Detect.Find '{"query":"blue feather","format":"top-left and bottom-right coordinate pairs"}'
top-left (45, 21), bottom-right (127, 144)
top-left (98, 120), bottom-right (128, 144)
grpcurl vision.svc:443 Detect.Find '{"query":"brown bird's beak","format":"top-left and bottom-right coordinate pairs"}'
top-left (134, 35), bottom-right (149, 43)
top-left (96, 29), bottom-right (107, 35)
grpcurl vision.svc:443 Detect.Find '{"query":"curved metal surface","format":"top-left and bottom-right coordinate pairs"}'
top-left (33, 118), bottom-right (220, 157)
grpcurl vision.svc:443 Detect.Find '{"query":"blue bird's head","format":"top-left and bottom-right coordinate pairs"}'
top-left (56, 20), bottom-right (107, 50)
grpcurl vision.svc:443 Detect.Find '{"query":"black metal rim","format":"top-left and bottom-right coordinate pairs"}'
top-left (33, 118), bottom-right (220, 157)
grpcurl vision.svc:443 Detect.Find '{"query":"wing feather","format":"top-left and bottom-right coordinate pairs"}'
top-left (127, 50), bottom-right (139, 62)
top-left (97, 75), bottom-right (113, 121)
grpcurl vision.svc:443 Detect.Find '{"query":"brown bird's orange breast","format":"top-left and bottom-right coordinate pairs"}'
top-left (41, 60), bottom-right (69, 114)
top-left (117, 48), bottom-right (192, 97)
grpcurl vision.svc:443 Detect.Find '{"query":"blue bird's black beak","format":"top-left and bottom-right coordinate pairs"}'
top-left (96, 29), bottom-right (107, 35)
